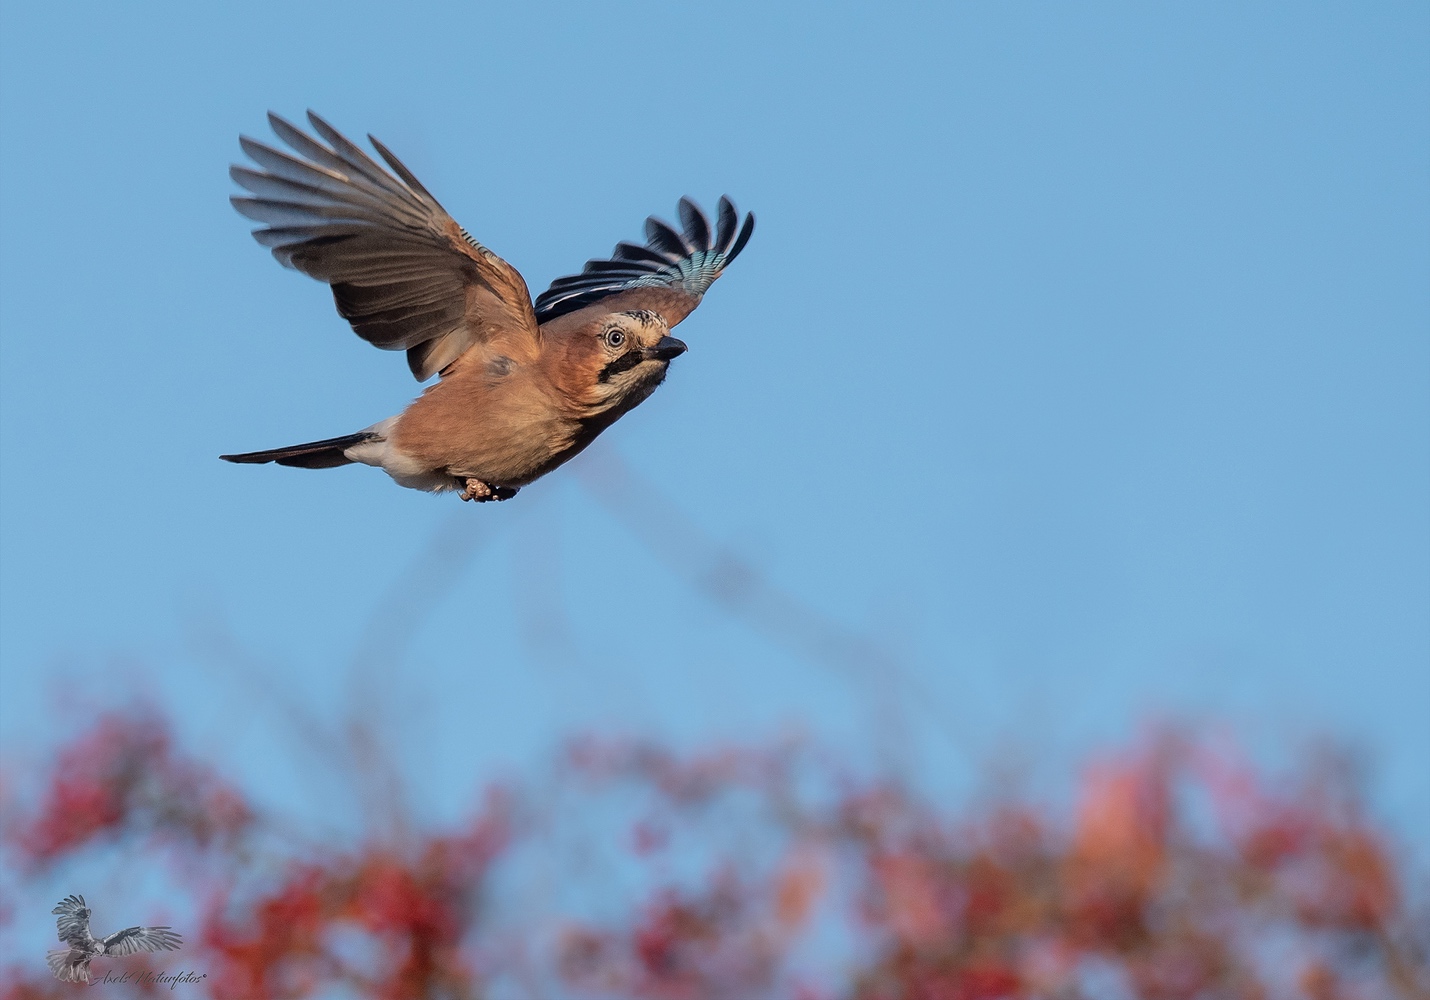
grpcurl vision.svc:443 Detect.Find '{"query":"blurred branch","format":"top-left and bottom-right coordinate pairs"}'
top-left (346, 511), bottom-right (487, 841)
top-left (574, 447), bottom-right (971, 764)
top-left (187, 510), bottom-right (487, 845)
top-left (348, 511), bottom-right (486, 686)
top-left (574, 450), bottom-right (890, 681)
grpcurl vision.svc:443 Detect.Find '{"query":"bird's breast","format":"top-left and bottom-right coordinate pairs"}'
top-left (392, 375), bottom-right (584, 486)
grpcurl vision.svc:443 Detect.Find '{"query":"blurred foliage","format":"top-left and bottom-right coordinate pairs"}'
top-left (1, 710), bottom-right (1426, 999)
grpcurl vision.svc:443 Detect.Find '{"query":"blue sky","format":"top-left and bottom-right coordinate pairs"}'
top-left (1, 0), bottom-right (1426, 854)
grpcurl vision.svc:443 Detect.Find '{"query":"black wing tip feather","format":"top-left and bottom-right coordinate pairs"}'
top-left (643, 215), bottom-right (691, 258)
top-left (728, 211), bottom-right (755, 263)
top-left (534, 196), bottom-right (754, 323)
top-left (677, 197), bottom-right (712, 252)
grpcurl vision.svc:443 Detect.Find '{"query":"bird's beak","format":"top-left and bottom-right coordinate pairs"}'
top-left (645, 336), bottom-right (688, 361)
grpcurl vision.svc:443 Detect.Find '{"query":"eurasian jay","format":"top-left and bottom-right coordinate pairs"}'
top-left (221, 111), bottom-right (753, 502)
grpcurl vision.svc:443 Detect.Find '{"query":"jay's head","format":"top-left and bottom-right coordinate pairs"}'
top-left (560, 309), bottom-right (688, 416)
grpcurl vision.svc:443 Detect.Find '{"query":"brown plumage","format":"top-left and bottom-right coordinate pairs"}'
top-left (221, 111), bottom-right (754, 502)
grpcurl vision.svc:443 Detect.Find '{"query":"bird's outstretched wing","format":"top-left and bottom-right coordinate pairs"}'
top-left (232, 111), bottom-right (540, 381)
top-left (534, 197), bottom-right (754, 328)
top-left (101, 925), bottom-right (183, 956)
top-left (52, 894), bottom-right (92, 946)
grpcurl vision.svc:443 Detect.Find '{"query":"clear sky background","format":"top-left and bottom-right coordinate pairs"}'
top-left (1, 0), bottom-right (1427, 858)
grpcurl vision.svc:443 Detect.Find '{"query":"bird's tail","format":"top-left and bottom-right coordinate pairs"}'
top-left (47, 949), bottom-right (88, 983)
top-left (220, 431), bottom-right (377, 470)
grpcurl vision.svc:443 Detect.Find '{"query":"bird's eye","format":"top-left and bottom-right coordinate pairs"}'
top-left (604, 328), bottom-right (625, 349)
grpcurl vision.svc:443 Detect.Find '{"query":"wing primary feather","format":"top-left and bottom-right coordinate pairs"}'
top-left (613, 241), bottom-right (676, 265)
top-left (262, 117), bottom-right (425, 224)
top-left (229, 165), bottom-right (397, 218)
top-left (267, 113), bottom-right (362, 179)
top-left (268, 113), bottom-right (419, 218)
top-left (304, 111), bottom-right (410, 195)
top-left (230, 197), bottom-right (365, 227)
top-left (678, 197), bottom-right (711, 250)
top-left (250, 225), bottom-right (363, 249)
top-left (715, 196), bottom-right (738, 254)
top-left (644, 216), bottom-right (691, 257)
top-left (366, 134), bottom-right (441, 207)
top-left (229, 166), bottom-right (367, 208)
top-left (239, 137), bottom-right (396, 210)
top-left (727, 212), bottom-right (756, 263)
top-left (613, 241), bottom-right (680, 266)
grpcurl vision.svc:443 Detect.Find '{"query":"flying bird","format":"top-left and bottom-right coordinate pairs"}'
top-left (47, 895), bottom-right (182, 984)
top-left (221, 111), bottom-right (754, 502)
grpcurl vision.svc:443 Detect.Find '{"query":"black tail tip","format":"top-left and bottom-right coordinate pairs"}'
top-left (218, 431), bottom-right (375, 470)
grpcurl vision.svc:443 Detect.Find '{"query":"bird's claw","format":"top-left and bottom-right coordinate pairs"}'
top-left (459, 478), bottom-right (492, 502)
top-left (460, 478), bottom-right (518, 502)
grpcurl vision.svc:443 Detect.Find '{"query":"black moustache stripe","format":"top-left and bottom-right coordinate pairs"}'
top-left (597, 350), bottom-right (650, 383)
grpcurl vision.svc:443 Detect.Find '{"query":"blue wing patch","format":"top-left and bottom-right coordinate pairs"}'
top-left (534, 197), bottom-right (754, 324)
